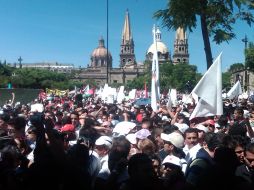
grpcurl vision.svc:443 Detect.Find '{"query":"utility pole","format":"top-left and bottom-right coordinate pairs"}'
top-left (242, 35), bottom-right (248, 92)
top-left (106, 0), bottom-right (109, 84)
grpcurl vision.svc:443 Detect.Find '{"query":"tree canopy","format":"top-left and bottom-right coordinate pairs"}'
top-left (154, 0), bottom-right (254, 70)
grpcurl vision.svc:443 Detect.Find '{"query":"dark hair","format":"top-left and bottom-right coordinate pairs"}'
top-left (204, 132), bottom-right (221, 151)
top-left (78, 127), bottom-right (99, 149)
top-left (128, 153), bottom-right (153, 177)
top-left (217, 115), bottom-right (228, 127)
top-left (184, 128), bottom-right (199, 139)
top-left (245, 142), bottom-right (254, 153)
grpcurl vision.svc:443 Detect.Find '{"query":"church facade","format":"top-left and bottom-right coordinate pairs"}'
top-left (74, 10), bottom-right (189, 86)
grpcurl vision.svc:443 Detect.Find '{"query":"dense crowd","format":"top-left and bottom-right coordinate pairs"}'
top-left (0, 92), bottom-right (254, 190)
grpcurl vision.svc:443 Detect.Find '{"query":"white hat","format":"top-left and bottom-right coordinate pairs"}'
top-left (126, 133), bottom-right (137, 145)
top-left (162, 155), bottom-right (182, 167)
top-left (135, 129), bottom-right (151, 140)
top-left (112, 121), bottom-right (136, 136)
top-left (95, 136), bottom-right (113, 149)
top-left (161, 132), bottom-right (184, 148)
top-left (196, 124), bottom-right (209, 133)
top-left (174, 123), bottom-right (189, 134)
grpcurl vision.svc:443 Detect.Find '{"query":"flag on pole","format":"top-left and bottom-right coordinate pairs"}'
top-left (190, 52), bottom-right (223, 120)
top-left (226, 80), bottom-right (242, 99)
top-left (151, 25), bottom-right (160, 111)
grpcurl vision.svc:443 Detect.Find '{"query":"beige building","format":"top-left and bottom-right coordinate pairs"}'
top-left (74, 10), bottom-right (189, 86)
top-left (74, 10), bottom-right (145, 86)
top-left (231, 68), bottom-right (254, 92)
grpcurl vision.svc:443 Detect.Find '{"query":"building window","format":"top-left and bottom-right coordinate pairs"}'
top-left (113, 80), bottom-right (118, 83)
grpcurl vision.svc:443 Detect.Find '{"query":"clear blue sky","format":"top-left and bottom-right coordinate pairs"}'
top-left (0, 0), bottom-right (253, 74)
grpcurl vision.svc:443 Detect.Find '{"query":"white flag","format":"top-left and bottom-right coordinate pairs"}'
top-left (226, 80), bottom-right (242, 99)
top-left (190, 53), bottom-right (223, 120)
top-left (151, 25), bottom-right (160, 111)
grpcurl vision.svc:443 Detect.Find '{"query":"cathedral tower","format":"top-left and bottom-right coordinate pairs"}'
top-left (173, 27), bottom-right (189, 64)
top-left (120, 10), bottom-right (136, 67)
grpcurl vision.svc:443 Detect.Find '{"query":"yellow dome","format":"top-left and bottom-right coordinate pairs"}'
top-left (147, 41), bottom-right (168, 54)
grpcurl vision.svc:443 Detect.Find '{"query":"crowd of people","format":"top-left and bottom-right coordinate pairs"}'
top-left (0, 91), bottom-right (254, 190)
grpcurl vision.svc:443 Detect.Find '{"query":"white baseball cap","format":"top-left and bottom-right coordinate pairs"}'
top-left (95, 136), bottom-right (113, 149)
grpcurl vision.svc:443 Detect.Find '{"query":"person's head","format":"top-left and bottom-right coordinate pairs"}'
top-left (203, 132), bottom-right (222, 158)
top-left (128, 153), bottom-right (156, 184)
top-left (94, 135), bottom-right (112, 158)
top-left (184, 128), bottom-right (199, 149)
top-left (233, 107), bottom-right (244, 120)
top-left (161, 132), bottom-right (184, 155)
top-left (78, 127), bottom-right (99, 150)
top-left (137, 138), bottom-right (156, 157)
top-left (245, 142), bottom-right (254, 170)
top-left (161, 155), bottom-right (183, 178)
top-left (70, 111), bottom-right (79, 127)
top-left (108, 136), bottom-right (130, 172)
top-left (101, 114), bottom-right (109, 122)
top-left (222, 135), bottom-right (246, 163)
top-left (151, 127), bottom-right (164, 149)
top-left (150, 154), bottom-right (161, 177)
top-left (141, 118), bottom-right (153, 130)
top-left (207, 119), bottom-right (215, 133)
top-left (25, 126), bottom-right (37, 142)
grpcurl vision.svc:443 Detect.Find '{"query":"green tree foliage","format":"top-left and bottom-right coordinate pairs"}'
top-left (228, 63), bottom-right (244, 72)
top-left (10, 68), bottom-right (75, 89)
top-left (245, 42), bottom-right (254, 70)
top-left (154, 0), bottom-right (254, 70)
top-left (127, 63), bottom-right (201, 93)
top-left (222, 71), bottom-right (232, 90)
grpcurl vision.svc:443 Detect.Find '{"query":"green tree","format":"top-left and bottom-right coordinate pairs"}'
top-left (126, 63), bottom-right (201, 93)
top-left (228, 63), bottom-right (244, 72)
top-left (245, 42), bottom-right (254, 70)
top-left (154, 0), bottom-right (254, 70)
top-left (222, 71), bottom-right (232, 90)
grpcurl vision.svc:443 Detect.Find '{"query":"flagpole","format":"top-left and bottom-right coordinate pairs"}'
top-left (106, 0), bottom-right (109, 84)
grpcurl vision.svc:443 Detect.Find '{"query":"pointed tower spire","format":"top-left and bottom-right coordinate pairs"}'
top-left (122, 9), bottom-right (132, 43)
top-left (173, 27), bottom-right (189, 64)
top-left (120, 9), bottom-right (136, 67)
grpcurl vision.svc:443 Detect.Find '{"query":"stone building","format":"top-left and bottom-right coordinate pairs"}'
top-left (75, 10), bottom-right (190, 86)
top-left (172, 27), bottom-right (189, 64)
top-left (146, 26), bottom-right (171, 63)
top-left (230, 68), bottom-right (254, 92)
top-left (75, 10), bottom-right (145, 86)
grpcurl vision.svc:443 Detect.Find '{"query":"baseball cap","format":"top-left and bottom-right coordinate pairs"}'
top-left (126, 133), bottom-right (137, 145)
top-left (60, 124), bottom-right (75, 132)
top-left (162, 155), bottom-right (182, 167)
top-left (196, 124), bottom-right (209, 133)
top-left (135, 129), bottom-right (151, 140)
top-left (95, 136), bottom-right (113, 149)
top-left (161, 132), bottom-right (184, 148)
top-left (112, 121), bottom-right (136, 136)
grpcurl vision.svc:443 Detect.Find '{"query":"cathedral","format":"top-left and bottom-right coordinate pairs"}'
top-left (74, 10), bottom-right (189, 86)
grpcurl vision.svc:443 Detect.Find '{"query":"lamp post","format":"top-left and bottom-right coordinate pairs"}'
top-left (106, 0), bottom-right (109, 84)
top-left (242, 35), bottom-right (248, 92)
